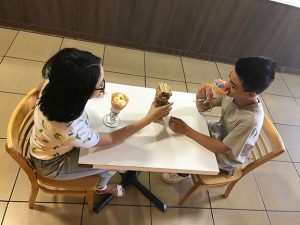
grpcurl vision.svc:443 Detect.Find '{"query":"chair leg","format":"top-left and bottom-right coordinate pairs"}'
top-left (86, 189), bottom-right (94, 212)
top-left (179, 182), bottom-right (204, 205)
top-left (223, 180), bottom-right (238, 198)
top-left (28, 184), bottom-right (39, 208)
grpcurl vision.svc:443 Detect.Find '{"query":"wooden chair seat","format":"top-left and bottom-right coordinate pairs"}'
top-left (179, 114), bottom-right (286, 205)
top-left (198, 166), bottom-right (243, 185)
top-left (6, 88), bottom-right (99, 211)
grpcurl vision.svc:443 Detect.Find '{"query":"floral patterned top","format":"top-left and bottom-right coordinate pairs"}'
top-left (30, 93), bottom-right (100, 160)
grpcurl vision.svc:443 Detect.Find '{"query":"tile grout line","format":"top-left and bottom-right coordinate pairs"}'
top-left (1, 167), bottom-right (21, 225)
top-left (279, 72), bottom-right (295, 98)
top-left (144, 51), bottom-right (147, 88)
top-left (3, 30), bottom-right (19, 58)
top-left (251, 171), bottom-right (272, 225)
top-left (260, 94), bottom-right (275, 125)
top-left (0, 90), bottom-right (26, 96)
top-left (292, 162), bottom-right (300, 178)
top-left (2, 55), bottom-right (45, 63)
top-left (79, 198), bottom-right (85, 225)
top-left (214, 62), bottom-right (223, 79)
top-left (149, 177), bottom-right (153, 224)
top-left (179, 57), bottom-right (188, 93)
top-left (102, 44), bottom-right (106, 65)
top-left (207, 191), bottom-right (216, 225)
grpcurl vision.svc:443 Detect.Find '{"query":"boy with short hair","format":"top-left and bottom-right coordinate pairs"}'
top-left (162, 57), bottom-right (276, 183)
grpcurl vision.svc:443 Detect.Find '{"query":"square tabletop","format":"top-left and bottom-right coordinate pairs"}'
top-left (79, 83), bottom-right (219, 175)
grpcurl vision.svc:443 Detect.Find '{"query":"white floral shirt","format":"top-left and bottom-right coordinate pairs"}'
top-left (30, 103), bottom-right (99, 160)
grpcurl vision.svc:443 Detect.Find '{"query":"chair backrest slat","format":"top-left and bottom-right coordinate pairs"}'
top-left (20, 120), bottom-right (34, 156)
top-left (242, 114), bottom-right (286, 177)
top-left (6, 89), bottom-right (39, 181)
top-left (251, 146), bottom-right (258, 160)
top-left (255, 141), bottom-right (264, 158)
top-left (258, 135), bottom-right (270, 154)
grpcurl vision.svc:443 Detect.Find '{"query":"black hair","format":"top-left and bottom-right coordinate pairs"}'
top-left (235, 57), bottom-right (276, 94)
top-left (38, 48), bottom-right (102, 122)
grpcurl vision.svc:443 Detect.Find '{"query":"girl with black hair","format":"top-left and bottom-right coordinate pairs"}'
top-left (30, 48), bottom-right (172, 196)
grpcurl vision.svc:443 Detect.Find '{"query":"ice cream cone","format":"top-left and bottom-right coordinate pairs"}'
top-left (212, 79), bottom-right (228, 98)
top-left (111, 92), bottom-right (129, 113)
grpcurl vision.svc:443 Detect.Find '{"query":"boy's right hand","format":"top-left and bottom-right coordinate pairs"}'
top-left (196, 83), bottom-right (213, 112)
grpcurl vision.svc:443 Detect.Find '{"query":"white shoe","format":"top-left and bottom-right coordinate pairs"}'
top-left (161, 173), bottom-right (191, 184)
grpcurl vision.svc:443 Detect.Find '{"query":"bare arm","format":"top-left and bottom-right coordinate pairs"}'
top-left (95, 102), bottom-right (173, 146)
top-left (168, 117), bottom-right (230, 154)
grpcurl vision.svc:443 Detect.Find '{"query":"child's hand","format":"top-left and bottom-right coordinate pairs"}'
top-left (196, 83), bottom-right (213, 112)
top-left (168, 116), bottom-right (188, 134)
top-left (146, 102), bottom-right (173, 122)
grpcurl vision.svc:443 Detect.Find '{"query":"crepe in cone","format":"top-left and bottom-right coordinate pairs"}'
top-left (155, 82), bottom-right (172, 106)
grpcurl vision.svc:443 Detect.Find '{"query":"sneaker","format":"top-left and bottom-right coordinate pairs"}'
top-left (161, 173), bottom-right (191, 184)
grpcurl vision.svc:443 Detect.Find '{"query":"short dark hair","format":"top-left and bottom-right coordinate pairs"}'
top-left (39, 48), bottom-right (102, 122)
top-left (235, 57), bottom-right (276, 94)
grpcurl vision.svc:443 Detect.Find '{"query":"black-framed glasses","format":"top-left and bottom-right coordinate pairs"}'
top-left (94, 79), bottom-right (105, 92)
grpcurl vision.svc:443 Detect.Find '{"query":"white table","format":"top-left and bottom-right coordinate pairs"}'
top-left (79, 83), bottom-right (219, 212)
top-left (80, 83), bottom-right (219, 174)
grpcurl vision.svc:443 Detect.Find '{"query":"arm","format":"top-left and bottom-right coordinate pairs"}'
top-left (36, 80), bottom-right (46, 92)
top-left (95, 102), bottom-right (173, 146)
top-left (168, 117), bottom-right (231, 154)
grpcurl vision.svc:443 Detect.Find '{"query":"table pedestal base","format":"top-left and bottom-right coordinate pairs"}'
top-left (93, 171), bottom-right (168, 213)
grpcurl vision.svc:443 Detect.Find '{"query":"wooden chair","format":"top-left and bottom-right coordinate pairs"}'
top-left (180, 114), bottom-right (286, 205)
top-left (5, 88), bottom-right (99, 211)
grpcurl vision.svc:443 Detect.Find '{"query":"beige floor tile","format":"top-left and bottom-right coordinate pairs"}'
top-left (186, 83), bottom-right (222, 117)
top-left (209, 173), bottom-right (265, 210)
top-left (104, 46), bottom-right (144, 76)
top-left (264, 73), bottom-right (292, 97)
top-left (295, 163), bottom-right (300, 174)
top-left (213, 209), bottom-right (270, 225)
top-left (152, 208), bottom-right (214, 225)
top-left (61, 38), bottom-right (104, 58)
top-left (182, 57), bottom-right (220, 83)
top-left (259, 95), bottom-right (272, 122)
top-left (0, 202), bottom-right (7, 222)
top-left (146, 77), bottom-right (187, 92)
top-left (2, 202), bottom-right (82, 225)
top-left (268, 211), bottom-right (300, 225)
top-left (91, 172), bottom-right (151, 206)
top-left (216, 63), bottom-right (234, 81)
top-left (0, 140), bottom-right (19, 200)
top-left (0, 28), bottom-right (18, 56)
top-left (281, 73), bottom-right (300, 98)
top-left (0, 57), bottom-right (3, 63)
top-left (81, 205), bottom-right (151, 225)
top-left (145, 52), bottom-right (184, 81)
top-left (11, 170), bottom-right (84, 203)
top-left (186, 82), bottom-right (199, 94)
top-left (0, 57), bottom-right (43, 94)
top-left (0, 92), bottom-right (24, 138)
top-left (149, 172), bottom-right (210, 208)
top-left (276, 124), bottom-right (300, 162)
top-left (253, 161), bottom-right (300, 211)
top-left (261, 94), bottom-right (300, 126)
top-left (295, 98), bottom-right (300, 108)
top-left (105, 71), bottom-right (145, 87)
top-left (6, 31), bottom-right (62, 61)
